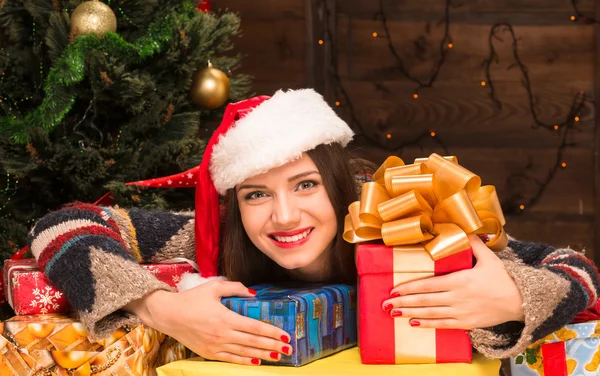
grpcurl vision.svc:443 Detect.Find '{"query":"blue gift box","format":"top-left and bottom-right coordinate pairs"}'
top-left (221, 284), bottom-right (357, 366)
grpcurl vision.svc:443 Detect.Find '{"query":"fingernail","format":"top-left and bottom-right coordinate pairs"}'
top-left (410, 320), bottom-right (420, 327)
top-left (251, 358), bottom-right (260, 365)
top-left (390, 291), bottom-right (401, 298)
top-left (281, 334), bottom-right (290, 343)
top-left (270, 352), bottom-right (279, 360)
top-left (383, 303), bottom-right (393, 311)
top-left (248, 288), bottom-right (257, 295)
top-left (282, 346), bottom-right (291, 355)
top-left (391, 309), bottom-right (403, 317)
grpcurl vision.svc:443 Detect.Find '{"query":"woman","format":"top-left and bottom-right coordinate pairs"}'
top-left (28, 89), bottom-right (599, 367)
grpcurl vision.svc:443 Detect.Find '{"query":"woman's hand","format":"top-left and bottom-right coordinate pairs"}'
top-left (382, 234), bottom-right (524, 329)
top-left (126, 280), bottom-right (292, 366)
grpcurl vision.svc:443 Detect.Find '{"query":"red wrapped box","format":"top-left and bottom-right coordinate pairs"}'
top-left (344, 153), bottom-right (508, 364)
top-left (3, 259), bottom-right (196, 315)
top-left (356, 243), bottom-right (473, 364)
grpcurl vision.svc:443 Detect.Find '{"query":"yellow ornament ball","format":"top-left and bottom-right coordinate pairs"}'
top-left (71, 0), bottom-right (117, 37)
top-left (190, 64), bottom-right (231, 110)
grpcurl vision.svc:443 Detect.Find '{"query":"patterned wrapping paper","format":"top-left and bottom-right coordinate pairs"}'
top-left (3, 258), bottom-right (196, 315)
top-left (356, 243), bottom-right (473, 364)
top-left (509, 320), bottom-right (600, 376)
top-left (0, 314), bottom-right (190, 375)
top-left (221, 284), bottom-right (357, 366)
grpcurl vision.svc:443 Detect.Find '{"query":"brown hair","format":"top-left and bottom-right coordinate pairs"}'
top-left (219, 143), bottom-right (374, 286)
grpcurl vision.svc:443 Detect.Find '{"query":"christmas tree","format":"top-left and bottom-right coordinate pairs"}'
top-left (0, 0), bottom-right (251, 263)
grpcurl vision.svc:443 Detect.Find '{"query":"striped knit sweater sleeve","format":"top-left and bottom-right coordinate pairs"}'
top-left (27, 202), bottom-right (196, 341)
top-left (470, 239), bottom-right (600, 358)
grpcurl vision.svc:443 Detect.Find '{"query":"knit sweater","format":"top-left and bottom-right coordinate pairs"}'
top-left (28, 202), bottom-right (600, 359)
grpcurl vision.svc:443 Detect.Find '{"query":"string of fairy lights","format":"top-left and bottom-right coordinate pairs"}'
top-left (482, 22), bottom-right (587, 213)
top-left (321, 2), bottom-right (450, 155)
top-left (320, 0), bottom-right (590, 216)
top-left (0, 0), bottom-right (596, 230)
top-left (0, 8), bottom-right (47, 243)
top-left (570, 0), bottom-right (599, 24)
top-left (0, 49), bottom-right (23, 230)
top-left (0, 8), bottom-right (44, 226)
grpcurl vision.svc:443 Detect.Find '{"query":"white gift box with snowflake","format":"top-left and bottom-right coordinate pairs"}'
top-left (509, 320), bottom-right (600, 376)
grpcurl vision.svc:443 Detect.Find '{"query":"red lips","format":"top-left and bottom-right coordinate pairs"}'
top-left (269, 227), bottom-right (314, 249)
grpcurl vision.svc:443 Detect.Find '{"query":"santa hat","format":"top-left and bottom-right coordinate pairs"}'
top-left (127, 89), bottom-right (354, 279)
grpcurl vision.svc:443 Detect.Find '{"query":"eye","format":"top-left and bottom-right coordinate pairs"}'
top-left (296, 180), bottom-right (319, 191)
top-left (245, 191), bottom-right (269, 200)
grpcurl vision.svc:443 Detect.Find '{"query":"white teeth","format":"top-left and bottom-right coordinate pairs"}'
top-left (274, 229), bottom-right (311, 243)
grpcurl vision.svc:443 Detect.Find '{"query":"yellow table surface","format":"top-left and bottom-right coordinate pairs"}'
top-left (156, 347), bottom-right (501, 376)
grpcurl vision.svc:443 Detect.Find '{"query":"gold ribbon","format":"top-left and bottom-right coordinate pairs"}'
top-left (344, 153), bottom-right (508, 261)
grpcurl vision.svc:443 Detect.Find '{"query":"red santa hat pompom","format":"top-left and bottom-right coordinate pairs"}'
top-left (128, 89), bottom-right (354, 284)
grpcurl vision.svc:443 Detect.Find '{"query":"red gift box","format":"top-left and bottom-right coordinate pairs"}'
top-left (356, 243), bottom-right (473, 364)
top-left (3, 259), bottom-right (197, 315)
top-left (344, 153), bottom-right (508, 364)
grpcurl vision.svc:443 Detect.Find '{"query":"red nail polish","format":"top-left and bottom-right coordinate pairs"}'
top-left (251, 358), bottom-right (260, 365)
top-left (410, 320), bottom-right (420, 327)
top-left (281, 334), bottom-right (290, 343)
top-left (248, 288), bottom-right (257, 295)
top-left (390, 291), bottom-right (401, 298)
top-left (391, 309), bottom-right (403, 317)
top-left (270, 352), bottom-right (279, 360)
top-left (383, 303), bottom-right (393, 311)
top-left (282, 346), bottom-right (291, 355)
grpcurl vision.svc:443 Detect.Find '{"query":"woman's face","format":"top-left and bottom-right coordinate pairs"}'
top-left (236, 153), bottom-right (337, 280)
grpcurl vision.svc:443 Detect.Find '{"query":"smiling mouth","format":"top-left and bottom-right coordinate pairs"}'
top-left (269, 227), bottom-right (314, 245)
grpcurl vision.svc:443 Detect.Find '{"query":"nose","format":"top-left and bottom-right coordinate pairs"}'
top-left (272, 194), bottom-right (301, 229)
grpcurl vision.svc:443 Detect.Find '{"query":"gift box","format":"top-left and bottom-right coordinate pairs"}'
top-left (356, 244), bottom-right (473, 364)
top-left (510, 319), bottom-right (600, 375)
top-left (0, 313), bottom-right (190, 375)
top-left (156, 347), bottom-right (502, 376)
top-left (344, 153), bottom-right (508, 364)
top-left (3, 258), bottom-right (196, 315)
top-left (221, 284), bottom-right (357, 366)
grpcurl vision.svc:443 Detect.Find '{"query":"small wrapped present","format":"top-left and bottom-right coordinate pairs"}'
top-left (3, 258), bottom-right (196, 315)
top-left (3, 259), bottom-right (70, 315)
top-left (344, 153), bottom-right (508, 364)
top-left (0, 314), bottom-right (190, 375)
top-left (509, 302), bottom-right (600, 376)
top-left (221, 284), bottom-right (357, 366)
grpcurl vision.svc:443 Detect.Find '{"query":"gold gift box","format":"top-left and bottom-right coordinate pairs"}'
top-left (0, 314), bottom-right (189, 375)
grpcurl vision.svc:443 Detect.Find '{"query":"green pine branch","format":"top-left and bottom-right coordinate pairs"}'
top-left (0, 2), bottom-right (198, 144)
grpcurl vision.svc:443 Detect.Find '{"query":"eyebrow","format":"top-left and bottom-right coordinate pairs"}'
top-left (287, 170), bottom-right (320, 183)
top-left (237, 170), bottom-right (320, 191)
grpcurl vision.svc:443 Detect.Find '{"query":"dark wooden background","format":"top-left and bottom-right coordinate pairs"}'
top-left (213, 0), bottom-right (600, 265)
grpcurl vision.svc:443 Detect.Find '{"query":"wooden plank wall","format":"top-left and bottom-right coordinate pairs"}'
top-left (213, 0), bottom-right (598, 264)
top-left (212, 0), bottom-right (308, 94)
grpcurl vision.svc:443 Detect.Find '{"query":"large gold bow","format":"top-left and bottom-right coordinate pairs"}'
top-left (344, 153), bottom-right (508, 260)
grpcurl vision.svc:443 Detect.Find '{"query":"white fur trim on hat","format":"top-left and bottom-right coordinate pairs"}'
top-left (209, 89), bottom-right (354, 194)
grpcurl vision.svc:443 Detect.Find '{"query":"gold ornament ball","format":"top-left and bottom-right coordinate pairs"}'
top-left (71, 0), bottom-right (117, 37)
top-left (190, 66), bottom-right (231, 109)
